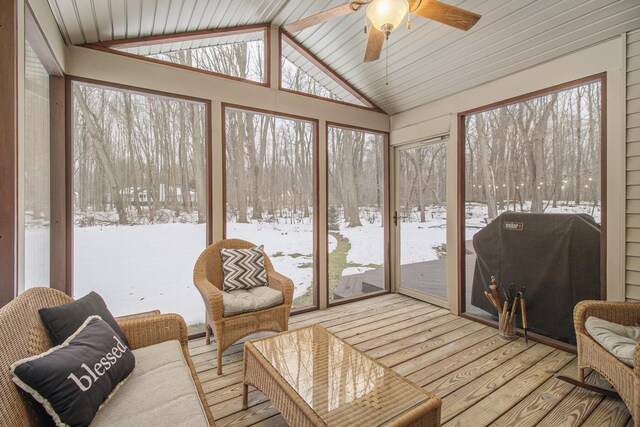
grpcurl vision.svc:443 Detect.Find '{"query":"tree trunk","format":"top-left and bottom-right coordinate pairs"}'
top-left (178, 104), bottom-right (192, 213)
top-left (235, 112), bottom-right (249, 223)
top-left (341, 131), bottom-right (362, 227)
top-left (575, 88), bottom-right (582, 204)
top-left (191, 105), bottom-right (207, 223)
top-left (74, 87), bottom-right (129, 225)
top-left (476, 114), bottom-right (498, 219)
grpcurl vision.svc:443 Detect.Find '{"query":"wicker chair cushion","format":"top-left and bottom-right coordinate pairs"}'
top-left (222, 286), bottom-right (284, 317)
top-left (91, 340), bottom-right (209, 427)
top-left (585, 316), bottom-right (640, 367)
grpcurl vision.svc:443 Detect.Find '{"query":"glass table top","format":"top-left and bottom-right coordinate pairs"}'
top-left (251, 324), bottom-right (429, 426)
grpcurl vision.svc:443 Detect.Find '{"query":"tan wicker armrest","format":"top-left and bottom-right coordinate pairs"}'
top-left (268, 270), bottom-right (294, 306)
top-left (194, 277), bottom-right (224, 322)
top-left (117, 313), bottom-right (188, 350)
top-left (116, 310), bottom-right (161, 321)
top-left (574, 300), bottom-right (640, 335)
top-left (633, 344), bottom-right (640, 376)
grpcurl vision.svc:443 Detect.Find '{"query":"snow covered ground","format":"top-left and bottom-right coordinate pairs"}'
top-left (23, 201), bottom-right (600, 326)
top-left (26, 221), bottom-right (209, 326)
top-left (227, 219), bottom-right (319, 300)
top-left (74, 223), bottom-right (206, 325)
top-left (399, 205), bottom-right (448, 265)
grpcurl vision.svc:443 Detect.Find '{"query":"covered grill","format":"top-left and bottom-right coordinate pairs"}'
top-left (470, 212), bottom-right (601, 343)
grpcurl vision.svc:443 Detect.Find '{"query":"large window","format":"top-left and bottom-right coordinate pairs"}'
top-left (111, 28), bottom-right (266, 84)
top-left (328, 125), bottom-right (388, 303)
top-left (71, 81), bottom-right (209, 331)
top-left (23, 39), bottom-right (51, 290)
top-left (224, 107), bottom-right (317, 311)
top-left (280, 33), bottom-right (374, 109)
top-left (397, 140), bottom-right (448, 304)
top-left (460, 76), bottom-right (604, 344)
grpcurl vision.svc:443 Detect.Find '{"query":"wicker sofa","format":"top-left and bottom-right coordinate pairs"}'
top-left (0, 287), bottom-right (215, 426)
top-left (575, 300), bottom-right (640, 426)
top-left (193, 239), bottom-right (294, 375)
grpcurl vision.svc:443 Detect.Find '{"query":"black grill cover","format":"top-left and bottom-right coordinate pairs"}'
top-left (470, 212), bottom-right (601, 344)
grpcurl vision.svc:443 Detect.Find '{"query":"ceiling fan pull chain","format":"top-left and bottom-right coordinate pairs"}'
top-left (386, 36), bottom-right (389, 86)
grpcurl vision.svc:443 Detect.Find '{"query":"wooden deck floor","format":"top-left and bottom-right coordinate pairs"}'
top-left (189, 294), bottom-right (631, 427)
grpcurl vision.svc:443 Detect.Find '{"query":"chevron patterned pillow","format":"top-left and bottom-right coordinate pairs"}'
top-left (220, 245), bottom-right (268, 291)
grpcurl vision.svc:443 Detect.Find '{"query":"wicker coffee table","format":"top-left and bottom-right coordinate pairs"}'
top-left (242, 324), bottom-right (441, 426)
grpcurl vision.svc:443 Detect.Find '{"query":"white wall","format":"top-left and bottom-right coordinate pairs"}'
top-left (390, 37), bottom-right (626, 312)
top-left (28, 0), bottom-right (66, 72)
top-left (625, 30), bottom-right (640, 301)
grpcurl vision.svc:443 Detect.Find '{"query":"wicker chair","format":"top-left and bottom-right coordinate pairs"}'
top-left (575, 300), bottom-right (640, 426)
top-left (193, 239), bottom-right (294, 375)
top-left (0, 287), bottom-right (215, 426)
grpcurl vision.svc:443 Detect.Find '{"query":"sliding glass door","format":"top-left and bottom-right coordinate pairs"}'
top-left (395, 140), bottom-right (449, 307)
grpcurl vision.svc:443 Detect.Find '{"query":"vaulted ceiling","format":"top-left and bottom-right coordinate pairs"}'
top-left (47, 0), bottom-right (640, 114)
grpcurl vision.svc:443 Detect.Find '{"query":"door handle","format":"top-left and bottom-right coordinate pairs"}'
top-left (393, 211), bottom-right (398, 226)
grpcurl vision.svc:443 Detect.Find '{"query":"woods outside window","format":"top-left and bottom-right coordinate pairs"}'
top-left (87, 26), bottom-right (269, 86)
top-left (279, 31), bottom-right (379, 111)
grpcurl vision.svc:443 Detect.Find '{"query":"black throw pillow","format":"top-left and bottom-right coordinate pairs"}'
top-left (11, 316), bottom-right (135, 427)
top-left (39, 292), bottom-right (129, 347)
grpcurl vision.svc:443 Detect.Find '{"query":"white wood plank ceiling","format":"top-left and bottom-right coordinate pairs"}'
top-left (47, 0), bottom-right (640, 115)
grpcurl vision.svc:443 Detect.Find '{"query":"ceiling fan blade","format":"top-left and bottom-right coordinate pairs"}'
top-left (363, 25), bottom-right (385, 63)
top-left (283, 2), bottom-right (363, 33)
top-left (412, 0), bottom-right (481, 31)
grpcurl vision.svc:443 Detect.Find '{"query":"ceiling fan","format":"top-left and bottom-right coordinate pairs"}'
top-left (283, 0), bottom-right (481, 63)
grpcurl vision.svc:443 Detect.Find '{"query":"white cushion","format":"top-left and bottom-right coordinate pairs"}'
top-left (91, 340), bottom-right (209, 427)
top-left (585, 316), bottom-right (640, 367)
top-left (223, 286), bottom-right (284, 317)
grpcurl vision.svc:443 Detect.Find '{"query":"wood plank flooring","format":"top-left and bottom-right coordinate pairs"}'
top-left (188, 294), bottom-right (631, 427)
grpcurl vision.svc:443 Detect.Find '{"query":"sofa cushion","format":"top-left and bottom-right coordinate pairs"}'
top-left (11, 316), bottom-right (135, 427)
top-left (39, 291), bottom-right (129, 347)
top-left (585, 316), bottom-right (640, 367)
top-left (90, 340), bottom-right (209, 427)
top-left (222, 286), bottom-right (284, 317)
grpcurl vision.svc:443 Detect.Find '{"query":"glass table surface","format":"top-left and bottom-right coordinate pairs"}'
top-left (251, 324), bottom-right (429, 426)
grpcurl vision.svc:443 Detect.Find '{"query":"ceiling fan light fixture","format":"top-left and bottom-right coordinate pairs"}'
top-left (366, 0), bottom-right (409, 35)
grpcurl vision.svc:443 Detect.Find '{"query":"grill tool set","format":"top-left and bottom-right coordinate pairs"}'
top-left (482, 276), bottom-right (528, 343)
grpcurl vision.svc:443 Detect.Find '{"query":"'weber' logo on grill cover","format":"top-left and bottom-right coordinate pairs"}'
top-left (504, 221), bottom-right (524, 231)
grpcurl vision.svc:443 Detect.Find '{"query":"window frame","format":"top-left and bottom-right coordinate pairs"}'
top-left (83, 24), bottom-right (271, 88)
top-left (278, 30), bottom-right (384, 113)
top-left (65, 75), bottom-right (213, 307)
top-left (221, 102), bottom-right (320, 314)
top-left (19, 4), bottom-right (66, 297)
top-left (456, 73), bottom-right (607, 352)
top-left (326, 121), bottom-right (391, 308)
